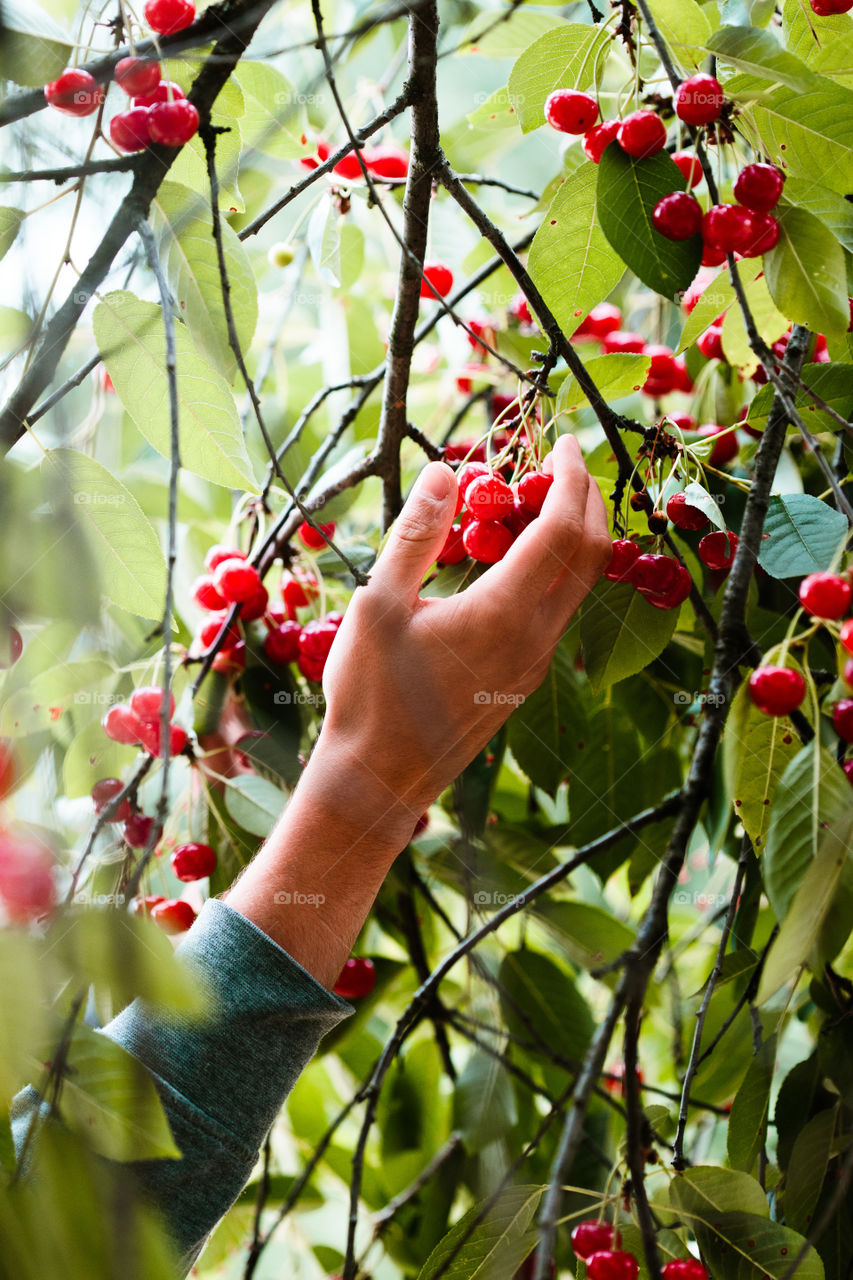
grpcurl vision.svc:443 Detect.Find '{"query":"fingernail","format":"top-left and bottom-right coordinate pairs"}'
top-left (418, 463), bottom-right (453, 502)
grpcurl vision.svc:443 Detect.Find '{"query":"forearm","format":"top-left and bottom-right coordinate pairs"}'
top-left (224, 732), bottom-right (418, 990)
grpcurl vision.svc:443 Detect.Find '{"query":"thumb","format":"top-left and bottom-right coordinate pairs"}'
top-left (371, 462), bottom-right (457, 600)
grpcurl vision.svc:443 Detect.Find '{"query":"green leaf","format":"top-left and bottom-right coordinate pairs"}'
top-left (669, 1165), bottom-right (770, 1220)
top-left (782, 0), bottom-right (853, 89)
top-left (233, 62), bottom-right (309, 158)
top-left (0, 0), bottom-right (72, 87)
top-left (783, 1107), bottom-right (838, 1234)
top-left (646, 0), bottom-right (715, 65)
top-left (0, 208), bottom-right (24, 263)
top-left (506, 643), bottom-right (587, 794)
top-left (527, 162), bottom-right (624, 340)
top-left (681, 481), bottom-right (727, 530)
top-left (507, 25), bottom-right (610, 133)
top-left (757, 807), bottom-right (853, 1003)
top-left (727, 1036), bottom-right (776, 1173)
top-left (453, 1050), bottom-right (517, 1154)
top-left (747, 362), bottom-right (853, 435)
top-left (534, 899), bottom-right (635, 970)
top-left (457, 9), bottom-right (563, 57)
top-left (0, 932), bottom-right (45, 1103)
top-left (580, 579), bottom-right (679, 694)
top-left (307, 195), bottom-right (342, 287)
top-left (668, 1191), bottom-right (824, 1280)
top-left (94, 291), bottom-right (258, 492)
top-left (758, 494), bottom-right (848, 579)
top-left (567, 704), bottom-right (644, 851)
top-left (152, 182), bottom-right (258, 381)
top-left (63, 719), bottom-right (136, 799)
top-left (676, 265), bottom-right (762, 355)
top-left (498, 950), bottom-right (594, 1063)
top-left (556, 353), bottom-right (651, 414)
top-left (597, 147), bottom-right (702, 300)
top-left (162, 70), bottom-right (244, 212)
top-left (722, 678), bottom-right (801, 851)
top-left (58, 1026), bottom-right (180, 1162)
top-left (781, 179), bottom-right (853, 254)
top-left (735, 81), bottom-right (853, 196)
top-left (764, 205), bottom-right (850, 337)
top-left (417, 1184), bottom-right (545, 1280)
top-left (720, 272), bottom-right (789, 371)
top-left (764, 745), bottom-right (852, 921)
top-left (706, 25), bottom-right (818, 89)
top-left (41, 449), bottom-right (167, 620)
top-left (223, 774), bottom-right (285, 837)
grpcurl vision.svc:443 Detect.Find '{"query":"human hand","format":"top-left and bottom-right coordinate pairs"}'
top-left (315, 434), bottom-right (611, 842)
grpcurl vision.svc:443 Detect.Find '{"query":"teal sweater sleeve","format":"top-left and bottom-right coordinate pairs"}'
top-left (12, 898), bottom-right (354, 1274)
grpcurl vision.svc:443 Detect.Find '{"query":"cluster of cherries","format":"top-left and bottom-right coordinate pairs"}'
top-left (435, 443), bottom-right (553, 567)
top-left (570, 1217), bottom-right (707, 1280)
top-left (187, 534), bottom-right (343, 685)
top-left (748, 574), bottom-right (853, 760)
top-left (101, 683), bottom-right (188, 758)
top-left (44, 2), bottom-right (199, 149)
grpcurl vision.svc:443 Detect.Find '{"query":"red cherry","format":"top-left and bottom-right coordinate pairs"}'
top-left (666, 493), bottom-right (709, 531)
top-left (44, 69), bottom-right (104, 117)
top-left (583, 119), bottom-right (620, 163)
top-left (281, 569), bottom-right (318, 616)
top-left (571, 1221), bottom-right (618, 1261)
top-left (102, 704), bottom-right (145, 745)
top-left (115, 57), bottom-right (161, 98)
top-left (138, 720), bottom-right (188, 758)
top-left (123, 813), bottom-right (155, 848)
top-left (151, 898), bottom-right (197, 934)
top-left (437, 524), bottom-right (468, 567)
top-left (604, 539), bottom-right (641, 582)
top-left (748, 667), bottom-right (806, 716)
top-left (698, 424), bottom-right (739, 467)
top-left (652, 192), bottom-right (702, 241)
top-left (586, 1250), bottom-right (640, 1280)
top-left (148, 99), bottom-right (199, 146)
top-left (130, 685), bottom-right (175, 725)
top-left (798, 572), bottom-right (852, 620)
top-left (644, 564), bottom-right (692, 610)
top-left (697, 324), bottom-right (725, 361)
top-left (297, 520), bottom-right (335, 550)
top-left (333, 957), bottom-right (377, 998)
top-left (299, 139), bottom-right (330, 170)
top-left (544, 89), bottom-right (599, 134)
top-left (602, 331), bottom-right (645, 354)
top-left (191, 575), bottom-right (225, 611)
top-left (462, 519), bottom-right (514, 564)
top-left (699, 530), bottom-right (738, 569)
top-left (642, 345), bottom-right (679, 395)
top-left (264, 621), bottom-right (302, 664)
top-left (701, 243), bottom-right (727, 267)
top-left (661, 1262), bottom-right (708, 1280)
top-left (811, 0), bottom-right (853, 12)
top-left (214, 558), bottom-right (262, 604)
top-left (617, 111), bottom-right (667, 158)
top-left (509, 294), bottom-right (533, 326)
top-left (0, 626), bottom-right (23, 667)
top-left (845, 759), bottom-right (853, 783)
top-left (672, 151), bottom-right (703, 188)
top-left (333, 150), bottom-right (365, 180)
top-left (632, 554), bottom-right (680, 595)
top-left (204, 544), bottom-right (245, 572)
top-left (674, 73), bottom-right (724, 126)
top-left (171, 841), bottom-right (216, 881)
top-left (577, 303), bottom-right (622, 338)
top-left (133, 80), bottom-right (185, 108)
top-left (840, 617), bottom-right (853, 655)
top-left (466, 474), bottom-right (514, 520)
top-left (92, 778), bottom-right (131, 822)
top-left (834, 699), bottom-right (853, 742)
top-left (0, 833), bottom-right (56, 924)
top-left (738, 212), bottom-right (780, 258)
top-left (198, 617), bottom-right (240, 649)
top-left (212, 641), bottom-right (246, 676)
top-left (517, 471), bottom-right (553, 515)
top-left (239, 583), bottom-right (270, 623)
top-left (298, 615), bottom-right (342, 682)
top-left (456, 461), bottom-right (490, 503)
top-left (130, 894), bottom-right (166, 916)
top-left (109, 108), bottom-right (152, 153)
top-left (734, 163), bottom-right (785, 214)
top-left (143, 0), bottom-right (196, 34)
top-left (420, 261), bottom-right (454, 299)
top-left (669, 411), bottom-right (697, 431)
top-left (673, 357), bottom-right (694, 392)
top-left (364, 144), bottom-right (409, 179)
top-left (701, 203), bottom-right (748, 253)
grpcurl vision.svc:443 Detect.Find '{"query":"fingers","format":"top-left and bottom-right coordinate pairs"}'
top-left (539, 477), bottom-right (611, 632)
top-left (368, 462), bottom-right (457, 605)
top-left (471, 435), bottom-right (592, 606)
